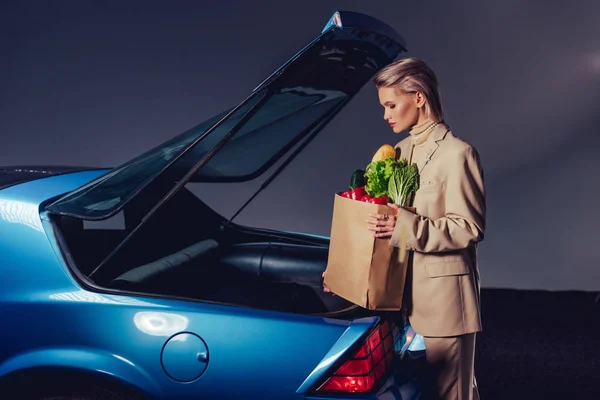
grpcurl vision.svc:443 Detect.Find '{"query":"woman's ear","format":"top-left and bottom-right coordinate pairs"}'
top-left (415, 91), bottom-right (426, 109)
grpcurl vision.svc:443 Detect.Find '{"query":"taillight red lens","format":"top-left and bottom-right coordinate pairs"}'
top-left (374, 358), bottom-right (387, 381)
top-left (367, 329), bottom-right (381, 350)
top-left (371, 343), bottom-right (385, 365)
top-left (320, 375), bottom-right (375, 393)
top-left (354, 344), bottom-right (369, 358)
top-left (316, 320), bottom-right (398, 394)
top-left (386, 350), bottom-right (394, 367)
top-left (380, 320), bottom-right (390, 338)
top-left (335, 358), bottom-right (372, 375)
top-left (384, 330), bottom-right (394, 352)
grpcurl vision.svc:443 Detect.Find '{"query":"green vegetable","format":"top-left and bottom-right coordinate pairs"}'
top-left (349, 169), bottom-right (366, 190)
top-left (388, 162), bottom-right (420, 207)
top-left (364, 156), bottom-right (402, 197)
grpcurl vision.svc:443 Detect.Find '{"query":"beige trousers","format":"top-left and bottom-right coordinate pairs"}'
top-left (421, 333), bottom-right (480, 400)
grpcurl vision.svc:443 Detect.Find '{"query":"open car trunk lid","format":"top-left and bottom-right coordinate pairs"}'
top-left (45, 10), bottom-right (406, 222)
top-left (43, 11), bottom-right (407, 322)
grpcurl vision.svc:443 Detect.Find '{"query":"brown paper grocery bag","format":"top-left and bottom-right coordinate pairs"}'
top-left (323, 194), bottom-right (410, 311)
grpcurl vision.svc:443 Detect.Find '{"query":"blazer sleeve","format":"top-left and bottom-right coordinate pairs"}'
top-left (389, 145), bottom-right (486, 253)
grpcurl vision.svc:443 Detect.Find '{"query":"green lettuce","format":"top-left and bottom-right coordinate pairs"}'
top-left (388, 162), bottom-right (420, 207)
top-left (364, 156), bottom-right (406, 197)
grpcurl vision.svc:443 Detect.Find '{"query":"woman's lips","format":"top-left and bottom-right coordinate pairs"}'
top-left (389, 122), bottom-right (396, 127)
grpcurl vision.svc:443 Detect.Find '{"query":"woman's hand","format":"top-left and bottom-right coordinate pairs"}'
top-left (321, 271), bottom-right (336, 295)
top-left (367, 203), bottom-right (400, 239)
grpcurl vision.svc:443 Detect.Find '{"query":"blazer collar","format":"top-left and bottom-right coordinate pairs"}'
top-left (407, 121), bottom-right (450, 173)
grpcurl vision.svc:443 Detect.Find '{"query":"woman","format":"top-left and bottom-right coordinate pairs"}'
top-left (367, 58), bottom-right (486, 400)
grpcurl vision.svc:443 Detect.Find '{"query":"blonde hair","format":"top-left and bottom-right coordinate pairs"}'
top-left (374, 57), bottom-right (444, 123)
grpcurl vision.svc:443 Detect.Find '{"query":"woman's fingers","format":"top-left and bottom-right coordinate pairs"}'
top-left (322, 271), bottom-right (330, 292)
top-left (366, 217), bottom-right (381, 226)
top-left (374, 231), bottom-right (393, 238)
top-left (367, 211), bottom-right (396, 238)
top-left (368, 214), bottom-right (393, 223)
top-left (367, 216), bottom-right (395, 227)
top-left (322, 273), bottom-right (336, 295)
top-left (368, 225), bottom-right (394, 232)
top-left (368, 212), bottom-right (387, 220)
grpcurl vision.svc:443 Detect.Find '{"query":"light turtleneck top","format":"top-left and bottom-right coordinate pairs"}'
top-left (408, 118), bottom-right (438, 146)
top-left (407, 118), bottom-right (439, 167)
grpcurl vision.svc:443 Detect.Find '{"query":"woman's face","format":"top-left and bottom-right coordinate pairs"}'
top-left (377, 86), bottom-right (420, 134)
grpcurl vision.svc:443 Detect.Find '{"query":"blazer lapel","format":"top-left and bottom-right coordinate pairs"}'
top-left (395, 139), bottom-right (412, 163)
top-left (416, 123), bottom-right (449, 174)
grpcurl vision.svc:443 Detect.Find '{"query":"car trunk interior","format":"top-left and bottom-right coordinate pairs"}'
top-left (53, 187), bottom-right (361, 317)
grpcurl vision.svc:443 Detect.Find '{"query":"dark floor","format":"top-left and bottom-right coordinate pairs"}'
top-left (475, 288), bottom-right (600, 400)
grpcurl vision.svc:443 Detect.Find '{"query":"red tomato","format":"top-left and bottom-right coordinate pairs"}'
top-left (361, 194), bottom-right (372, 202)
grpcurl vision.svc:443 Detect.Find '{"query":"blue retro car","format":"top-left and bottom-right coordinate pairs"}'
top-left (0, 11), bottom-right (426, 400)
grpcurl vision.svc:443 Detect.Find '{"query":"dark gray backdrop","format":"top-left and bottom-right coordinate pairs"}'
top-left (2, 0), bottom-right (599, 290)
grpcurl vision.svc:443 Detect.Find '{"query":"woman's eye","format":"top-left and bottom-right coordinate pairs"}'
top-left (389, 105), bottom-right (395, 109)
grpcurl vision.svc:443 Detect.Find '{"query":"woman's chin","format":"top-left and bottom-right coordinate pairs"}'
top-left (392, 125), bottom-right (404, 134)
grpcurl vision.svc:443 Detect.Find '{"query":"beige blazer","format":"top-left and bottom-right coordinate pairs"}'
top-left (389, 122), bottom-right (486, 337)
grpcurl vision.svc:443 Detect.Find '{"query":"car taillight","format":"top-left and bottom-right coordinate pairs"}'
top-left (315, 320), bottom-right (397, 394)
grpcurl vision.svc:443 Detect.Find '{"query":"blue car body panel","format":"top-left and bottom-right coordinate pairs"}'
top-left (0, 172), bottom-right (372, 398)
top-left (0, 11), bottom-right (423, 400)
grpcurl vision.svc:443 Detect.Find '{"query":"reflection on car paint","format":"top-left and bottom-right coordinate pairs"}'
top-left (0, 199), bottom-right (44, 232)
top-left (400, 325), bottom-right (426, 354)
top-left (408, 332), bottom-right (426, 352)
top-left (133, 311), bottom-right (189, 337)
top-left (48, 290), bottom-right (162, 307)
top-left (112, 353), bottom-right (136, 367)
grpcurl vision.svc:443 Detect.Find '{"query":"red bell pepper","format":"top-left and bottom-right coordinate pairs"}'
top-left (368, 195), bottom-right (390, 205)
top-left (340, 190), bottom-right (353, 199)
top-left (361, 194), bottom-right (372, 202)
top-left (350, 186), bottom-right (366, 200)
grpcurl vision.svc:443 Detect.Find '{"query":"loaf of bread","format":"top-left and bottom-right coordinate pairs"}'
top-left (371, 144), bottom-right (396, 163)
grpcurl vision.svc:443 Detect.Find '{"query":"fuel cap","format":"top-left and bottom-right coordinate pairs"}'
top-left (161, 332), bottom-right (209, 382)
